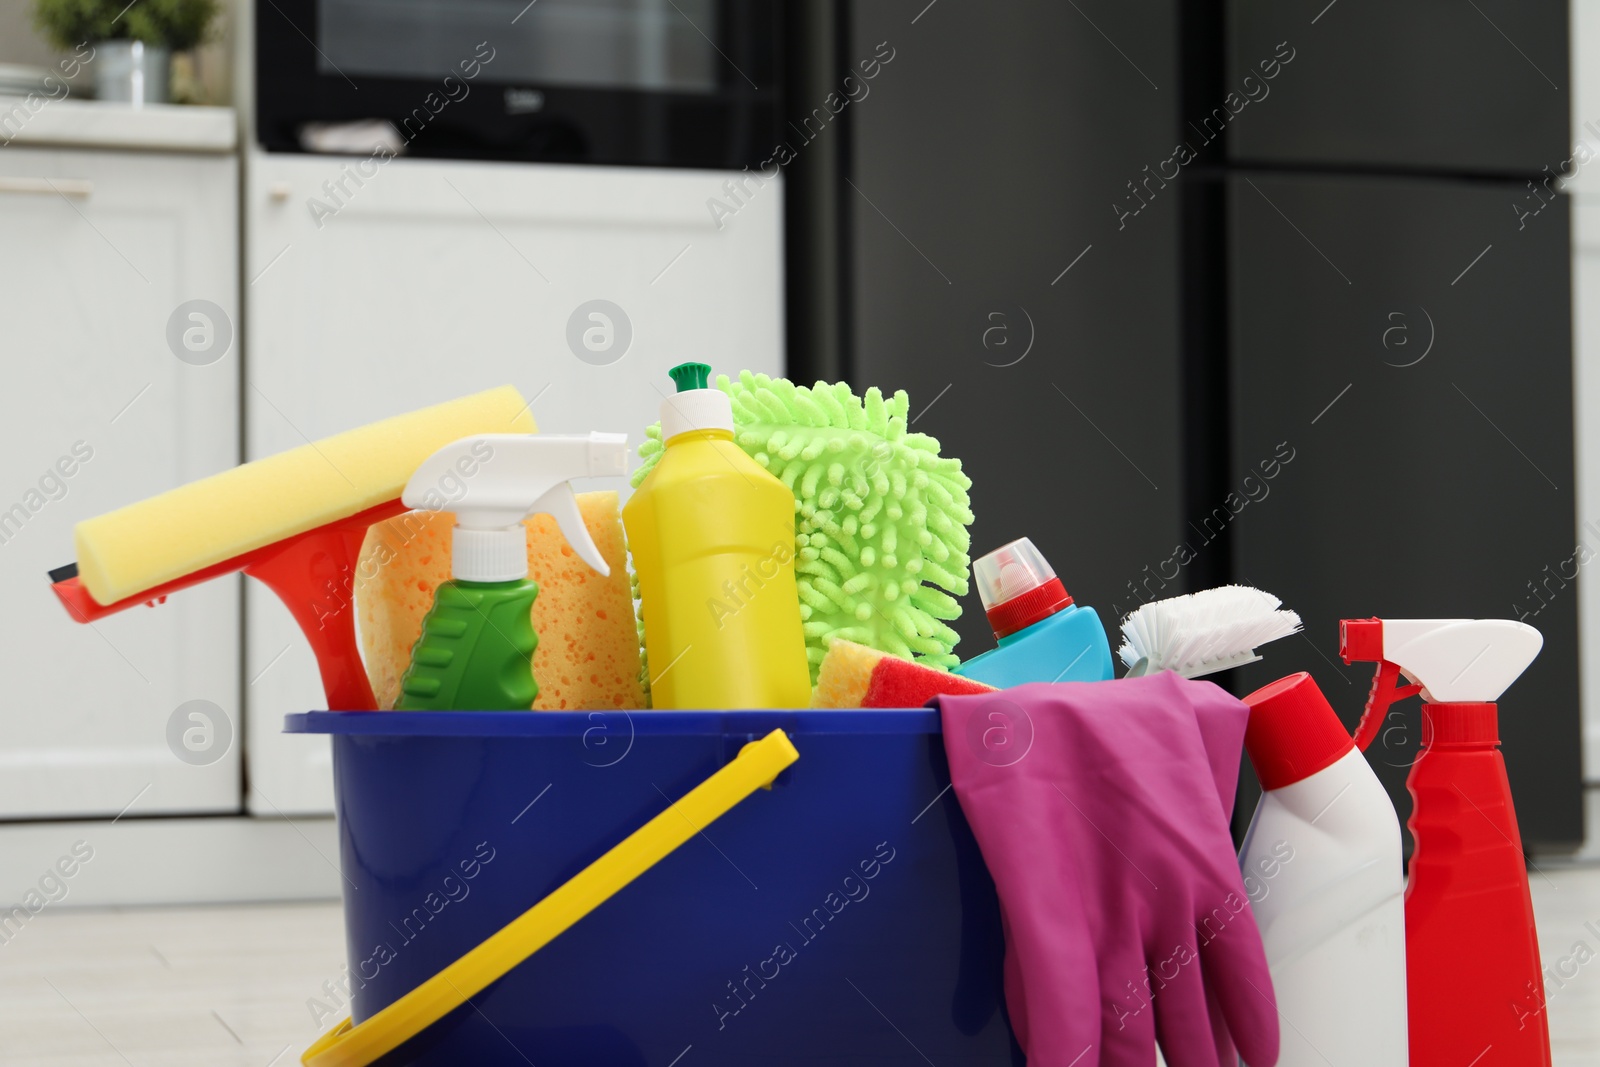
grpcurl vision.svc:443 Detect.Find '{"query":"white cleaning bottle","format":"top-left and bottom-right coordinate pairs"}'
top-left (1238, 671), bottom-right (1408, 1067)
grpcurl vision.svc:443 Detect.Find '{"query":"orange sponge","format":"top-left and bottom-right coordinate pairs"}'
top-left (356, 491), bottom-right (645, 711)
top-left (813, 639), bottom-right (996, 709)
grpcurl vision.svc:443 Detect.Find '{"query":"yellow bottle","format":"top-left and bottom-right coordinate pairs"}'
top-left (624, 363), bottom-right (812, 709)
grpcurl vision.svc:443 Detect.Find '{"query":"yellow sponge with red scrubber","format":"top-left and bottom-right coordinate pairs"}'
top-left (812, 639), bottom-right (996, 709)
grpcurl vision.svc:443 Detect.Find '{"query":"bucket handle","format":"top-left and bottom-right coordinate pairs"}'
top-left (302, 728), bottom-right (800, 1067)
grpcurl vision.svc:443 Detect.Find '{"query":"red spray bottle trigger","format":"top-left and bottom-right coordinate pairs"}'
top-left (1340, 617), bottom-right (1423, 751)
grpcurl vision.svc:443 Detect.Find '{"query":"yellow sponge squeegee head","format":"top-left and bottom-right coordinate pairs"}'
top-left (73, 386), bottom-right (534, 605)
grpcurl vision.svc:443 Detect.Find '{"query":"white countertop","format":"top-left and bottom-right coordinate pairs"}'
top-left (0, 97), bottom-right (236, 153)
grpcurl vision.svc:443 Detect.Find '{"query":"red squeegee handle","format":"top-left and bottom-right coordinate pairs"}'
top-left (52, 499), bottom-right (409, 711)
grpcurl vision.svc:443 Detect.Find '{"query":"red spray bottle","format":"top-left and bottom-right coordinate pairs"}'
top-left (1341, 617), bottom-right (1550, 1067)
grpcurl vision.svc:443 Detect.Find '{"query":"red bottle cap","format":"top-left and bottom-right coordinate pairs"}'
top-left (985, 578), bottom-right (1074, 640)
top-left (1421, 702), bottom-right (1499, 747)
top-left (1242, 672), bottom-right (1356, 791)
top-left (973, 538), bottom-right (1075, 640)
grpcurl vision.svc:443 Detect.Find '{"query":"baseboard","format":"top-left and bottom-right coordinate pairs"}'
top-left (1574, 787), bottom-right (1600, 863)
top-left (0, 815), bottom-right (340, 912)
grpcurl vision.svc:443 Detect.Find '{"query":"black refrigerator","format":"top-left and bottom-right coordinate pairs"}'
top-left (784, 0), bottom-right (1583, 848)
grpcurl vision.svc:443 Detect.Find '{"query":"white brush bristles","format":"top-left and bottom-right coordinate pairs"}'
top-left (1118, 585), bottom-right (1302, 679)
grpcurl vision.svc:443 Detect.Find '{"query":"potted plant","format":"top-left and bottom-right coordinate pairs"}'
top-left (33, 0), bottom-right (219, 105)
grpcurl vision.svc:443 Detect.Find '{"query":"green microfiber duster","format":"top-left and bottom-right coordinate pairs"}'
top-left (632, 371), bottom-right (974, 678)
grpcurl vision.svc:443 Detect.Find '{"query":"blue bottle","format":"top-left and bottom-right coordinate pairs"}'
top-left (953, 538), bottom-right (1114, 687)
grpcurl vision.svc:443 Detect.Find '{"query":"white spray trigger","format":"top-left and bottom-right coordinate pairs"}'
top-left (531, 483), bottom-right (608, 576)
top-left (1377, 619), bottom-right (1542, 703)
top-left (402, 432), bottom-right (629, 582)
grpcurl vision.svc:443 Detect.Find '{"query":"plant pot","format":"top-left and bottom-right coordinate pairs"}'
top-left (94, 40), bottom-right (170, 104)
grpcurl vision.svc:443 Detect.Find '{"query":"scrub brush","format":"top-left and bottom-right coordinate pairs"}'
top-left (632, 371), bottom-right (974, 678)
top-left (1118, 585), bottom-right (1301, 679)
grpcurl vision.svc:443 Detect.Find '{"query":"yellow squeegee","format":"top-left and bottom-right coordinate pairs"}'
top-left (51, 385), bottom-right (535, 710)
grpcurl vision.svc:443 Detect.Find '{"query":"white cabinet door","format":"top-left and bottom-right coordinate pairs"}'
top-left (244, 152), bottom-right (785, 813)
top-left (0, 147), bottom-right (240, 819)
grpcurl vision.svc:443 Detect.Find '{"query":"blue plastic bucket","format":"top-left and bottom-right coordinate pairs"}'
top-left (285, 709), bottom-right (1019, 1067)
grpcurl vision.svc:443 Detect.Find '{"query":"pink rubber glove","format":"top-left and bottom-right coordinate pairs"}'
top-left (936, 675), bottom-right (1280, 1067)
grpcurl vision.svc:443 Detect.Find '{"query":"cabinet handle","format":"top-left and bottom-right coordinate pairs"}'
top-left (0, 177), bottom-right (93, 198)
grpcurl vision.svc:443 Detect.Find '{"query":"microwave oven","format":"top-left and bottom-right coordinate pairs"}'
top-left (255, 0), bottom-right (782, 169)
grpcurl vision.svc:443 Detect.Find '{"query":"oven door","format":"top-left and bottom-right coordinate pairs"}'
top-left (256, 0), bottom-right (781, 169)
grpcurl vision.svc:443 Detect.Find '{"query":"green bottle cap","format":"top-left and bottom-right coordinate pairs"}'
top-left (669, 362), bottom-right (712, 392)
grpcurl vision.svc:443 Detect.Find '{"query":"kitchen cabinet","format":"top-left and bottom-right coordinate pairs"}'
top-left (243, 150), bottom-right (785, 812)
top-left (0, 144), bottom-right (240, 819)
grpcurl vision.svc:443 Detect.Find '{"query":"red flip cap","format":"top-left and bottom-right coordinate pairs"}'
top-left (986, 578), bottom-right (1074, 640)
top-left (1242, 672), bottom-right (1356, 790)
top-left (972, 537), bottom-right (1075, 641)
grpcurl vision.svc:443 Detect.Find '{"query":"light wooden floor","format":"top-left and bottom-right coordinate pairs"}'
top-left (0, 866), bottom-right (1596, 1065)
